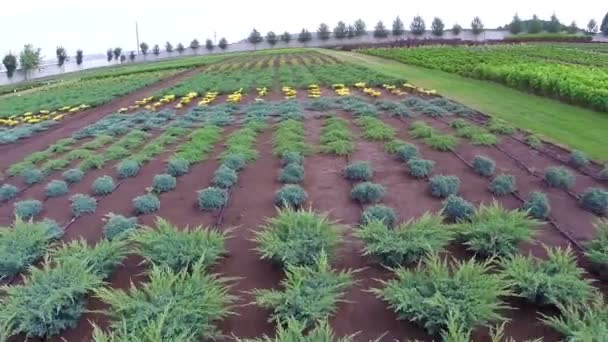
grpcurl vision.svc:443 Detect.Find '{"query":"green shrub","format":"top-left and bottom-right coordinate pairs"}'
top-left (569, 150), bottom-right (589, 169)
top-left (472, 155), bottom-right (495, 177)
top-left (152, 174), bottom-right (177, 193)
top-left (487, 118), bottom-right (515, 135)
top-left (91, 175), bottom-right (116, 196)
top-left (93, 261), bottom-right (235, 341)
top-left (343, 161), bottom-right (373, 181)
top-left (279, 163), bottom-right (305, 184)
top-left (103, 214), bottom-right (138, 241)
top-left (0, 258), bottom-right (103, 338)
top-left (45, 179), bottom-right (69, 198)
top-left (350, 182), bottom-right (385, 204)
top-left (356, 116), bottom-right (395, 141)
top-left (236, 319), bottom-right (356, 342)
top-left (586, 219), bottom-right (608, 277)
top-left (166, 158), bottom-right (190, 176)
top-left (222, 154), bottom-right (246, 171)
top-left (211, 165), bottom-right (237, 189)
top-left (275, 185), bottom-right (307, 208)
top-left (70, 194), bottom-right (97, 217)
top-left (116, 159), bottom-right (140, 179)
top-left (357, 213), bottom-right (453, 266)
top-left (544, 166), bottom-right (575, 189)
top-left (489, 174), bottom-right (516, 195)
top-left (409, 121), bottom-right (435, 138)
top-left (429, 175), bottom-right (460, 198)
top-left (542, 296), bottom-right (608, 342)
top-left (131, 218), bottom-right (226, 272)
top-left (51, 238), bottom-right (127, 279)
top-left (273, 120), bottom-right (308, 156)
top-left (396, 143), bottom-right (419, 162)
top-left (0, 218), bottom-right (57, 280)
top-left (425, 134), bottom-right (459, 151)
top-left (501, 247), bottom-right (595, 307)
top-left (470, 132), bottom-right (498, 146)
top-left (281, 152), bottom-right (304, 166)
top-left (407, 158), bottom-right (434, 178)
top-left (79, 154), bottom-right (106, 172)
top-left (132, 194), bottom-right (160, 215)
top-left (197, 187), bottom-right (227, 211)
top-left (0, 183), bottom-right (18, 202)
top-left (384, 140), bottom-right (407, 155)
top-left (580, 188), bottom-right (608, 215)
top-left (459, 201), bottom-right (539, 257)
top-left (442, 195), bottom-right (474, 222)
top-left (360, 205), bottom-right (397, 227)
top-left (21, 168), bottom-right (43, 185)
top-left (523, 191), bottom-right (550, 219)
top-left (526, 135), bottom-right (542, 149)
top-left (253, 255), bottom-right (353, 328)
top-left (14, 199), bottom-right (42, 220)
top-left (450, 118), bottom-right (468, 129)
top-left (255, 207), bottom-right (342, 267)
top-left (65, 149), bottom-right (91, 161)
top-left (62, 168), bottom-right (84, 184)
top-left (373, 254), bottom-right (510, 335)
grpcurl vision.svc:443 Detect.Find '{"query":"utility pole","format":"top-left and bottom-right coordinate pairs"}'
top-left (136, 21), bottom-right (140, 54)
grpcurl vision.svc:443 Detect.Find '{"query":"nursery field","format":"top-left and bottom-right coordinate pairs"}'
top-left (0, 49), bottom-right (608, 341)
top-left (360, 44), bottom-right (608, 113)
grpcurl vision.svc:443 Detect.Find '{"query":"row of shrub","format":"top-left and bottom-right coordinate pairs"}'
top-left (318, 116), bottom-right (354, 155)
top-left (272, 119), bottom-right (309, 208)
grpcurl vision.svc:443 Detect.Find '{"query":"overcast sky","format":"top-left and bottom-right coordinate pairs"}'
top-left (1, 0), bottom-right (605, 58)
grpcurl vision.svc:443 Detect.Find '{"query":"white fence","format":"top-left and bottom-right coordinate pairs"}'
top-left (1, 30), bottom-right (606, 86)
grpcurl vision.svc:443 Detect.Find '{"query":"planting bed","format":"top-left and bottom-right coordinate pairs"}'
top-left (1, 49), bottom-right (607, 342)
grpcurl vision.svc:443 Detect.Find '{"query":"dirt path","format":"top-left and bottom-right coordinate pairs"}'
top-left (215, 128), bottom-right (283, 338)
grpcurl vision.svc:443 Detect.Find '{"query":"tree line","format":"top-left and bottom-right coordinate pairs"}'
top-left (2, 12), bottom-right (607, 79)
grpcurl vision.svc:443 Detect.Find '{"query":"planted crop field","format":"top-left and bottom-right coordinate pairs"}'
top-left (361, 44), bottom-right (608, 113)
top-left (0, 49), bottom-right (607, 341)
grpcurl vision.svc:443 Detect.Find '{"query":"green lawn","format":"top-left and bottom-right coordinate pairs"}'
top-left (319, 49), bottom-right (608, 161)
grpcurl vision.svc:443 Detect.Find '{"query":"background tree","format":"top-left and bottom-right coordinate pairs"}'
top-left (373, 21), bottom-right (389, 38)
top-left (176, 43), bottom-right (185, 54)
top-left (471, 16), bottom-right (484, 35)
top-left (129, 51), bottom-right (136, 61)
top-left (56, 46), bottom-right (68, 67)
top-left (2, 53), bottom-right (17, 78)
top-left (75, 49), bottom-right (83, 66)
top-left (587, 19), bottom-right (598, 34)
top-left (190, 39), bottom-right (200, 53)
top-left (165, 42), bottom-right (173, 53)
top-left (113, 47), bottom-right (122, 60)
top-left (152, 44), bottom-right (160, 56)
top-left (509, 14), bottom-right (523, 34)
top-left (219, 37), bottom-right (228, 49)
top-left (528, 14), bottom-right (543, 33)
top-left (567, 21), bottom-right (579, 34)
top-left (334, 21), bottom-right (347, 39)
top-left (248, 29), bottom-right (263, 49)
top-left (410, 16), bottom-right (426, 36)
top-left (267, 31), bottom-right (278, 45)
top-left (452, 23), bottom-right (462, 35)
top-left (601, 12), bottom-right (608, 35)
top-left (205, 39), bottom-right (214, 51)
top-left (140, 42), bottom-right (149, 55)
top-left (298, 29), bottom-right (312, 43)
top-left (547, 13), bottom-right (561, 33)
top-left (354, 19), bottom-right (366, 36)
top-left (120, 55), bottom-right (126, 63)
top-left (19, 44), bottom-right (42, 79)
top-left (392, 16), bottom-right (405, 36)
top-left (347, 25), bottom-right (356, 38)
top-left (281, 31), bottom-right (292, 43)
top-left (317, 23), bottom-right (331, 40)
top-left (431, 17), bottom-right (445, 36)
top-left (106, 49), bottom-right (113, 62)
